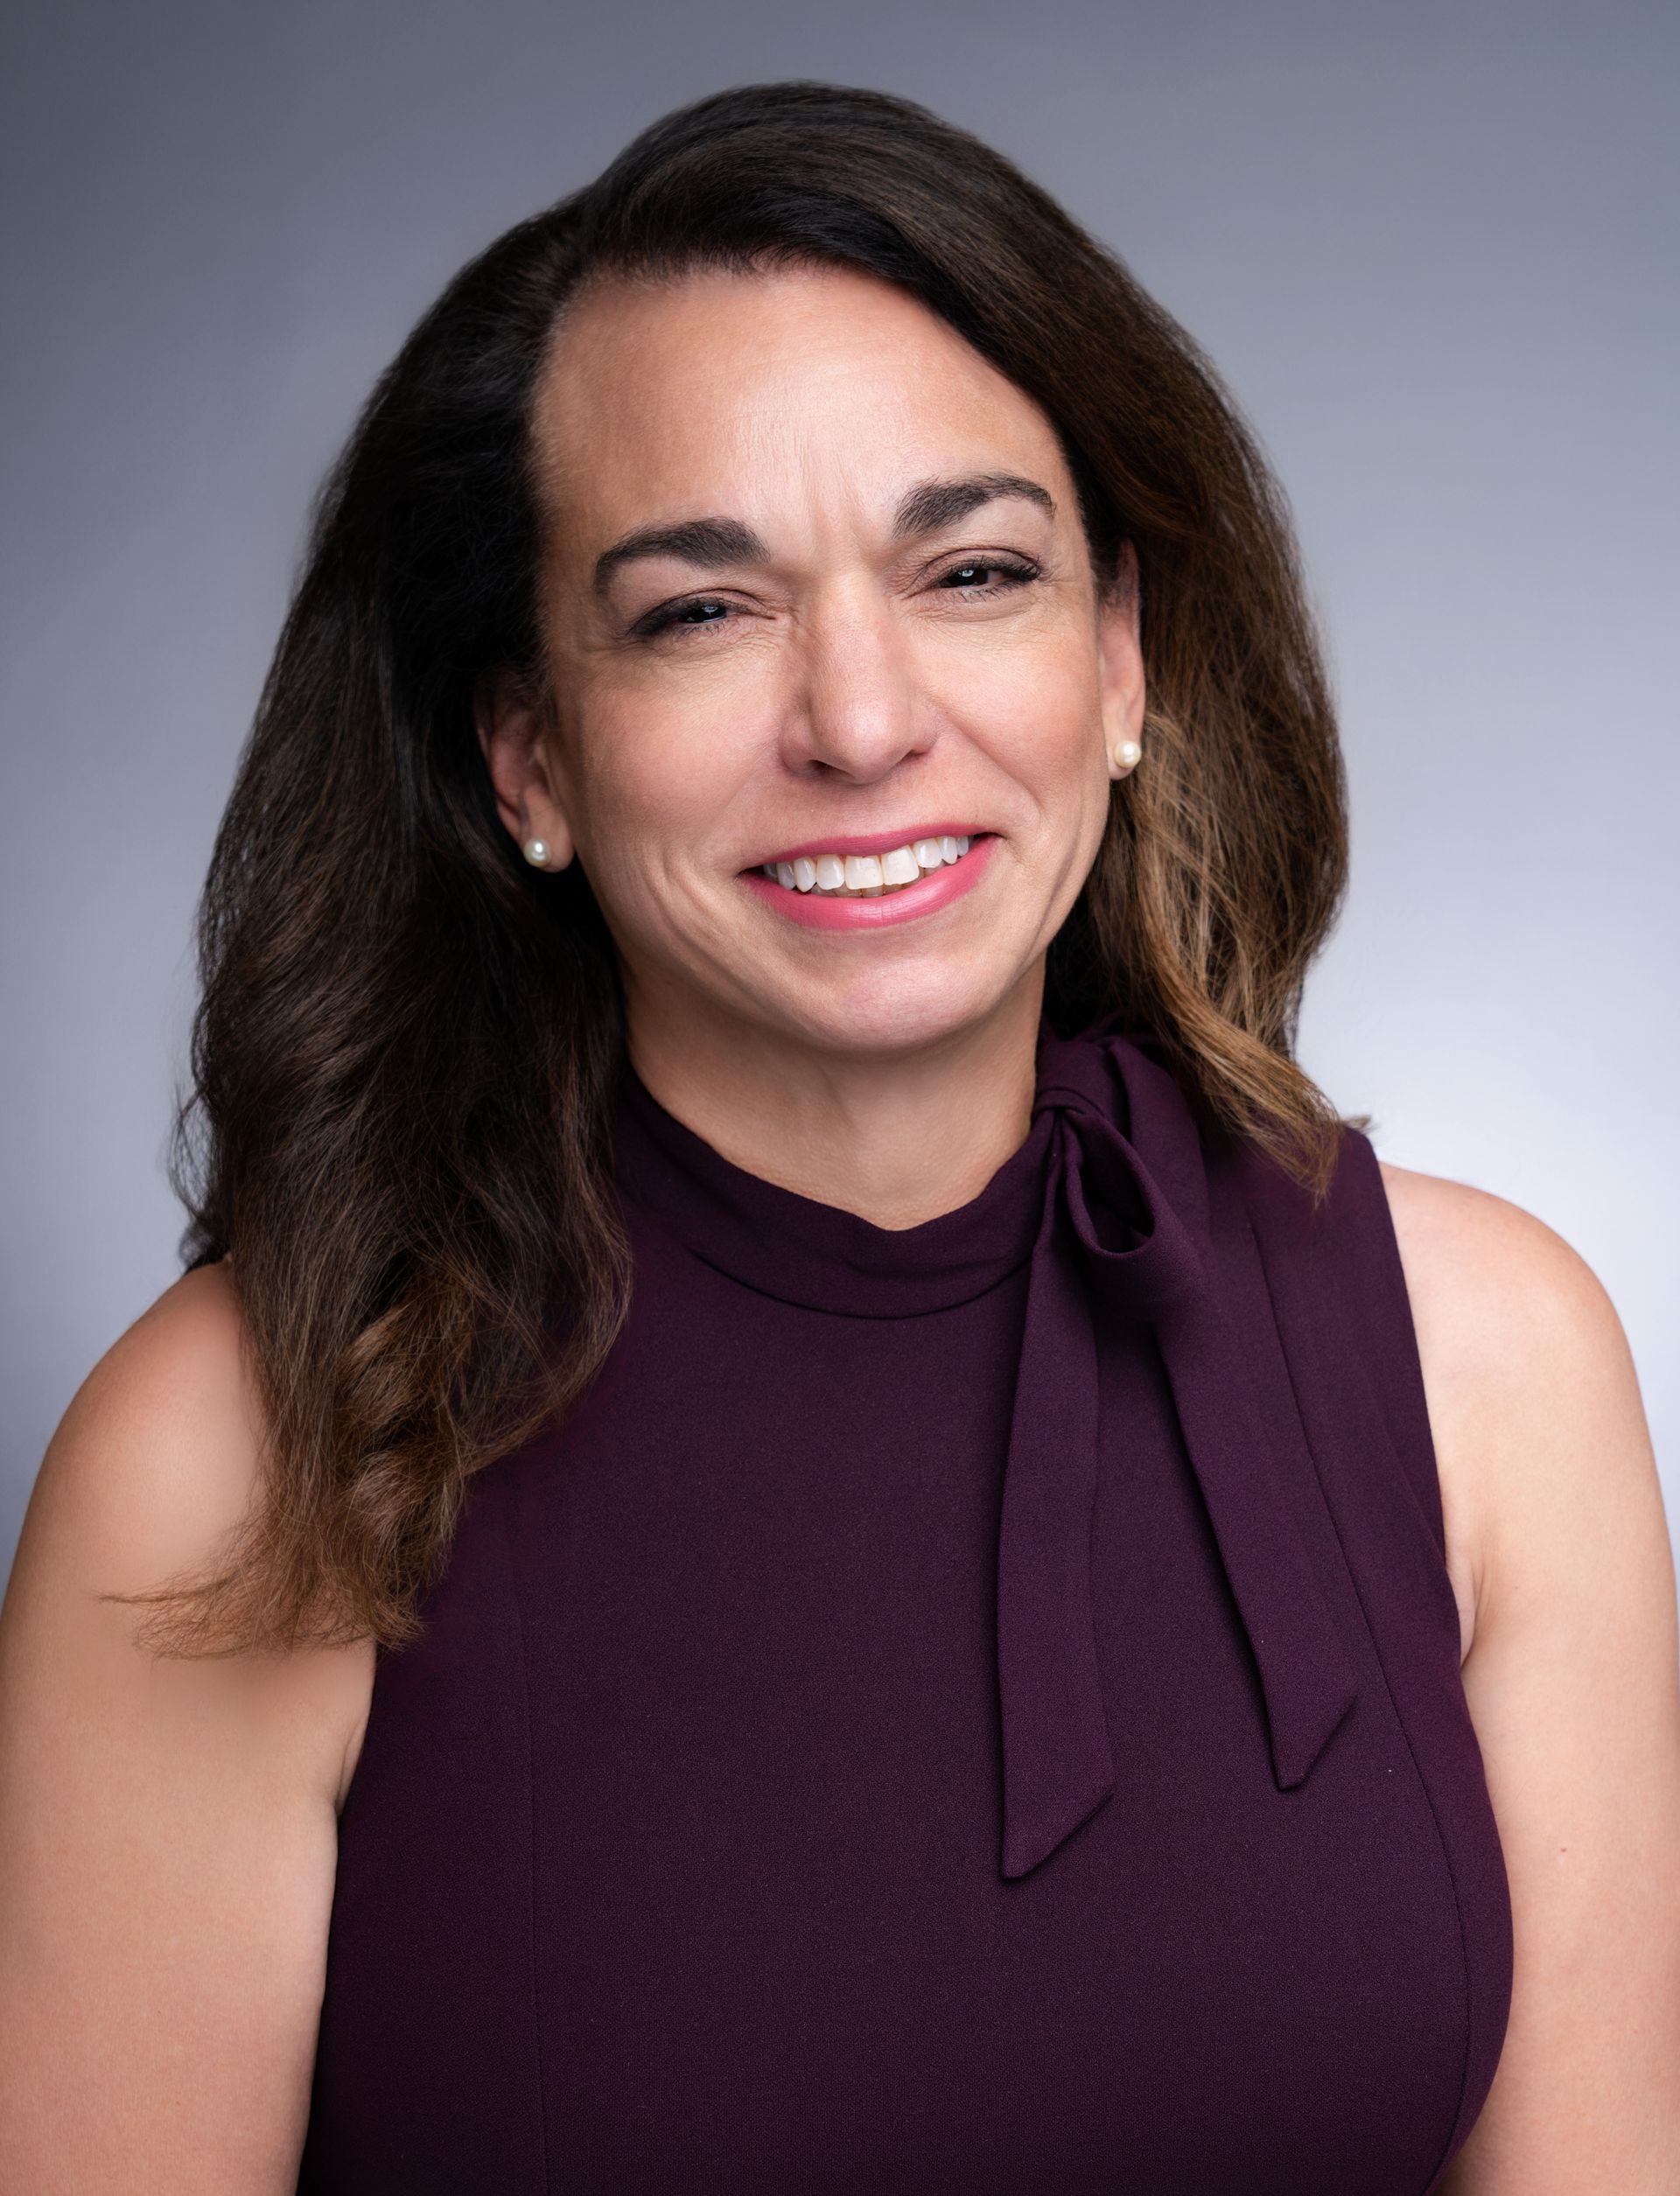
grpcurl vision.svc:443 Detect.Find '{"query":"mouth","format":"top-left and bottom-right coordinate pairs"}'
top-left (746, 831), bottom-right (990, 900)
top-left (737, 829), bottom-right (998, 932)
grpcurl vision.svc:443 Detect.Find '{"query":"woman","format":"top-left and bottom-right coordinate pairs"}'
top-left (2, 78), bottom-right (1676, 2195)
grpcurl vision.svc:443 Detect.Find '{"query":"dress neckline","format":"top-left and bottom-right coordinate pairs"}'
top-left (610, 1026), bottom-right (1061, 1319)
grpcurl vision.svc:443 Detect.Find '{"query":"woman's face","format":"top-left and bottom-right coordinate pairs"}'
top-left (486, 260), bottom-right (1144, 1062)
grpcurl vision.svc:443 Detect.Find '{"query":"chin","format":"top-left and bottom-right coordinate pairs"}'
top-left (764, 957), bottom-right (1029, 1060)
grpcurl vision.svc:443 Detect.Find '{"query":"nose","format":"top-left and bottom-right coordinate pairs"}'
top-left (778, 580), bottom-right (934, 784)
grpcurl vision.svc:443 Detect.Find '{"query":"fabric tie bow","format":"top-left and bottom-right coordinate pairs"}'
top-left (995, 1024), bottom-right (1361, 1878)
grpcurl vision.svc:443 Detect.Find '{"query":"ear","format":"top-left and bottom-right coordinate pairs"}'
top-left (1096, 539), bottom-right (1146, 767)
top-left (475, 668), bottom-right (578, 871)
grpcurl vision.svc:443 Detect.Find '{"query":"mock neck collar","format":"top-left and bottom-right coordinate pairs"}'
top-left (609, 1018), bottom-right (1073, 1319)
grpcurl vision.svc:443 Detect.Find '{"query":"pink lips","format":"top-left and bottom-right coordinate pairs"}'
top-left (738, 833), bottom-right (997, 931)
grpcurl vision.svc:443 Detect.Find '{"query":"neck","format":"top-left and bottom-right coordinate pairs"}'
top-left (622, 976), bottom-right (1045, 1232)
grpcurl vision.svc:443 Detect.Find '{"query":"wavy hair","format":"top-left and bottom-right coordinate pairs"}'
top-left (117, 80), bottom-right (1355, 1657)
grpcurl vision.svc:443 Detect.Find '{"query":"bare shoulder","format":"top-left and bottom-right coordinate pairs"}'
top-left (1375, 1162), bottom-right (1680, 2192)
top-left (1374, 1157), bottom-right (1622, 1391)
top-left (7, 1252), bottom-right (375, 1807)
top-left (1374, 1160), bottom-right (1643, 1664)
top-left (24, 1259), bottom-right (273, 1580)
top-left (0, 1259), bottom-right (375, 2193)
top-left (18, 1262), bottom-right (336, 1632)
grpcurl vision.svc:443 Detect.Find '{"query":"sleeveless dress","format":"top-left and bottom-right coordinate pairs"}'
top-left (298, 1014), bottom-right (1512, 2195)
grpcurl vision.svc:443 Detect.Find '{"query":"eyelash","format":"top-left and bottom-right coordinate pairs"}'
top-left (631, 556), bottom-right (1044, 640)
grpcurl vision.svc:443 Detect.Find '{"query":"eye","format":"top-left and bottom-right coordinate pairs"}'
top-left (932, 556), bottom-right (1043, 597)
top-left (632, 596), bottom-right (738, 641)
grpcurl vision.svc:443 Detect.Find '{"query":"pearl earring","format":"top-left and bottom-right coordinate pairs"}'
top-left (1110, 738), bottom-right (1143, 777)
top-left (522, 836), bottom-right (550, 867)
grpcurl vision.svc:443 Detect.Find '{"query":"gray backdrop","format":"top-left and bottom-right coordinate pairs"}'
top-left (4, 0), bottom-right (1675, 1586)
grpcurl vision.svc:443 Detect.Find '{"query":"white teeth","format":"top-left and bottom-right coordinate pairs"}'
top-left (760, 835), bottom-right (983, 898)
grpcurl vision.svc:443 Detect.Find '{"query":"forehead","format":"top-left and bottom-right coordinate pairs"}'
top-left (528, 262), bottom-right (1070, 549)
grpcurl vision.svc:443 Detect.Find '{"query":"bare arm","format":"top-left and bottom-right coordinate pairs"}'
top-left (1382, 1164), bottom-right (1680, 2194)
top-left (0, 1263), bottom-right (375, 2195)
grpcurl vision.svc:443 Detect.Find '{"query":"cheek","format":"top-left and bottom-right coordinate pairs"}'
top-left (933, 629), bottom-right (1102, 787)
top-left (570, 691), bottom-right (755, 891)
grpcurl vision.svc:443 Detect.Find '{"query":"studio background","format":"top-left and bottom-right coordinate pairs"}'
top-left (4, 0), bottom-right (1675, 1595)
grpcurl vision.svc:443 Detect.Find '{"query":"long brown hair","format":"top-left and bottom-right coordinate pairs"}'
top-left (117, 80), bottom-right (1354, 1659)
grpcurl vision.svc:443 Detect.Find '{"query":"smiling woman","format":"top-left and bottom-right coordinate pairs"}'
top-left (3, 76), bottom-right (1677, 2196)
top-left (480, 256), bottom-right (1163, 1097)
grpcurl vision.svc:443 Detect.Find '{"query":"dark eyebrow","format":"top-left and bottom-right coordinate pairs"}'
top-left (592, 517), bottom-right (767, 599)
top-left (590, 472), bottom-right (1057, 598)
top-left (891, 470), bottom-right (1056, 538)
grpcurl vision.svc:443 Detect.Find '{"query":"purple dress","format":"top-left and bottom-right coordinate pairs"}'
top-left (298, 1014), bottom-right (1512, 2193)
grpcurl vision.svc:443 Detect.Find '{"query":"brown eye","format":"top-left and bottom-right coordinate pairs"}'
top-left (634, 597), bottom-right (736, 640)
top-left (934, 557), bottom-right (1041, 594)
